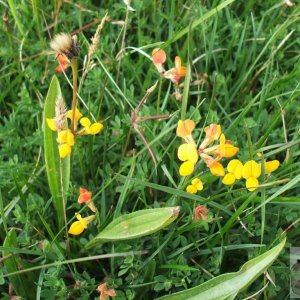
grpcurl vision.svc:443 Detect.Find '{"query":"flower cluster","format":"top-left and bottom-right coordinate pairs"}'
top-left (176, 120), bottom-right (238, 180)
top-left (47, 105), bottom-right (103, 158)
top-left (176, 119), bottom-right (280, 193)
top-left (152, 48), bottom-right (187, 99)
top-left (223, 158), bottom-right (280, 191)
top-left (68, 187), bottom-right (97, 235)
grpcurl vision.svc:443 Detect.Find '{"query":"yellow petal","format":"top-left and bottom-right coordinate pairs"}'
top-left (209, 162), bottom-right (225, 177)
top-left (204, 124), bottom-right (221, 141)
top-left (179, 161), bottom-right (195, 176)
top-left (89, 123), bottom-right (103, 135)
top-left (176, 120), bottom-right (195, 138)
top-left (242, 160), bottom-right (261, 179)
top-left (58, 144), bottom-right (71, 158)
top-left (57, 130), bottom-right (68, 143)
top-left (177, 143), bottom-right (198, 163)
top-left (221, 144), bottom-right (239, 158)
top-left (175, 56), bottom-right (182, 71)
top-left (186, 185), bottom-right (197, 194)
top-left (66, 108), bottom-right (82, 122)
top-left (46, 118), bottom-right (57, 131)
top-left (68, 220), bottom-right (86, 235)
top-left (192, 178), bottom-right (203, 191)
top-left (222, 173), bottom-right (236, 185)
top-left (246, 177), bottom-right (259, 192)
top-left (227, 159), bottom-right (243, 179)
top-left (265, 160), bottom-right (280, 174)
top-left (66, 131), bottom-right (75, 146)
top-left (80, 117), bottom-right (91, 128)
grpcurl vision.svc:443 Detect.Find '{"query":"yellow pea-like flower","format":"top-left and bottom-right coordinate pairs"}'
top-left (222, 173), bottom-right (236, 185)
top-left (179, 161), bottom-right (195, 176)
top-left (209, 162), bottom-right (225, 177)
top-left (177, 143), bottom-right (198, 164)
top-left (186, 185), bottom-right (197, 194)
top-left (191, 178), bottom-right (203, 191)
top-left (227, 159), bottom-right (243, 179)
top-left (245, 177), bottom-right (259, 191)
top-left (264, 160), bottom-right (280, 174)
top-left (89, 123), bottom-right (103, 135)
top-left (68, 213), bottom-right (95, 235)
top-left (176, 120), bottom-right (195, 138)
top-left (58, 144), bottom-right (71, 158)
top-left (66, 108), bottom-right (82, 122)
top-left (242, 160), bottom-right (261, 179)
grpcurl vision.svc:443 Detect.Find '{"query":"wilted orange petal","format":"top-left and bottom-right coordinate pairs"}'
top-left (176, 119), bottom-right (195, 138)
top-left (204, 124), bottom-right (222, 141)
top-left (78, 187), bottom-right (92, 204)
top-left (152, 48), bottom-right (166, 64)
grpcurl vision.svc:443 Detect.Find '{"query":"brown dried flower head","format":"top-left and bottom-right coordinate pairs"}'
top-left (50, 33), bottom-right (79, 59)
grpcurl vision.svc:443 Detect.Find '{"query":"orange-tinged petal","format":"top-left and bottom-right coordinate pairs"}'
top-left (209, 162), bottom-right (225, 177)
top-left (80, 117), bottom-right (91, 128)
top-left (178, 66), bottom-right (187, 77)
top-left (175, 56), bottom-right (182, 72)
top-left (221, 144), bottom-right (239, 158)
top-left (227, 159), bottom-right (243, 179)
top-left (242, 160), bottom-right (261, 179)
top-left (246, 177), bottom-right (259, 191)
top-left (265, 160), bottom-right (280, 174)
top-left (204, 124), bottom-right (222, 141)
top-left (179, 161), bottom-right (195, 176)
top-left (176, 119), bottom-right (195, 138)
top-left (186, 185), bottom-right (197, 194)
top-left (152, 48), bottom-right (166, 64)
top-left (78, 188), bottom-right (92, 204)
top-left (58, 144), bottom-right (71, 158)
top-left (46, 118), bottom-right (57, 131)
top-left (89, 123), bottom-right (103, 135)
top-left (194, 206), bottom-right (208, 221)
top-left (222, 173), bottom-right (236, 185)
top-left (177, 143), bottom-right (198, 163)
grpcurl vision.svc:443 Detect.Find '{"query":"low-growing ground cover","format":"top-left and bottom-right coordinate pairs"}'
top-left (0, 0), bottom-right (300, 299)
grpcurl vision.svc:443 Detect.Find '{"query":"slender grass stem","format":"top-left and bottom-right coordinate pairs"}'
top-left (70, 58), bottom-right (78, 134)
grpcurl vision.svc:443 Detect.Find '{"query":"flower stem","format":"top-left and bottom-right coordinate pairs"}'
top-left (70, 58), bottom-right (78, 134)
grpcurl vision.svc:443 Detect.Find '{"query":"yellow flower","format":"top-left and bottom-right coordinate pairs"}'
top-left (66, 108), bottom-right (83, 123)
top-left (264, 160), bottom-right (280, 174)
top-left (218, 134), bottom-right (239, 158)
top-left (58, 144), bottom-right (72, 158)
top-left (164, 56), bottom-right (187, 84)
top-left (209, 161), bottom-right (225, 177)
top-left (68, 213), bottom-right (95, 235)
top-left (57, 130), bottom-right (75, 158)
top-left (177, 143), bottom-right (198, 177)
top-left (242, 160), bottom-right (261, 179)
top-left (177, 143), bottom-right (198, 164)
top-left (179, 161), bottom-right (195, 176)
top-left (242, 160), bottom-right (261, 191)
top-left (199, 124), bottom-right (221, 150)
top-left (79, 117), bottom-right (104, 135)
top-left (186, 178), bottom-right (204, 194)
top-left (176, 119), bottom-right (195, 138)
top-left (222, 159), bottom-right (243, 185)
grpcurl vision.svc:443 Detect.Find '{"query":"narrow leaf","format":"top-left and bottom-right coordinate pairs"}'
top-left (86, 207), bottom-right (180, 248)
top-left (156, 238), bottom-right (286, 300)
top-left (44, 76), bottom-right (70, 228)
top-left (3, 229), bottom-right (38, 298)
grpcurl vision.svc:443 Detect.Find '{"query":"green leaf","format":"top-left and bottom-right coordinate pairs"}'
top-left (86, 207), bottom-right (180, 248)
top-left (44, 76), bottom-right (70, 228)
top-left (156, 238), bottom-right (286, 300)
top-left (3, 229), bottom-right (38, 298)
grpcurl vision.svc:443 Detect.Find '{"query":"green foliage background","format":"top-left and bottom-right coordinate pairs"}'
top-left (1, 0), bottom-right (300, 299)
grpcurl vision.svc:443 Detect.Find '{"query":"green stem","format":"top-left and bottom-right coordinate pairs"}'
top-left (156, 77), bottom-right (163, 115)
top-left (70, 58), bottom-right (78, 134)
